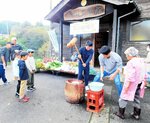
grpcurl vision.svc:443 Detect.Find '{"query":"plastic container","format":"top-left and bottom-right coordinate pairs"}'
top-left (88, 82), bottom-right (104, 91)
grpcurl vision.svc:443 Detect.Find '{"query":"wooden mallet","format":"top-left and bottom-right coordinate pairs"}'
top-left (67, 37), bottom-right (84, 64)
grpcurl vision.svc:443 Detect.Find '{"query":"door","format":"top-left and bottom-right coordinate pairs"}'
top-left (94, 32), bottom-right (108, 67)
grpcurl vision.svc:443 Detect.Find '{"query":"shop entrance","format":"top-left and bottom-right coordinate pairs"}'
top-left (94, 32), bottom-right (108, 67)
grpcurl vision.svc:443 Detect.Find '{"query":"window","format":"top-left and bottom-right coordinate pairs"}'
top-left (130, 20), bottom-right (150, 41)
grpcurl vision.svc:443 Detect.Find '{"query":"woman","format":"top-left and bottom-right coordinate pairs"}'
top-left (115, 47), bottom-right (146, 120)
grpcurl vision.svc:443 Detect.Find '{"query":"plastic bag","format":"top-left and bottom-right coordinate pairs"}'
top-left (146, 72), bottom-right (150, 83)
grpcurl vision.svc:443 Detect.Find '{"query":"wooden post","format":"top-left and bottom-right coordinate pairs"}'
top-left (112, 9), bottom-right (117, 52)
top-left (60, 20), bottom-right (63, 62)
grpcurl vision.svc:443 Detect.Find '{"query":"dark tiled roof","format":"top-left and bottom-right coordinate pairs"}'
top-left (45, 0), bottom-right (140, 22)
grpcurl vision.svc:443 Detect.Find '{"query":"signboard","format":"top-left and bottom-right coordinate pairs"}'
top-left (70, 20), bottom-right (99, 35)
top-left (64, 4), bottom-right (105, 20)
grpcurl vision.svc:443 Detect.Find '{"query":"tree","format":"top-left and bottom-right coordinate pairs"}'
top-left (17, 26), bottom-right (49, 51)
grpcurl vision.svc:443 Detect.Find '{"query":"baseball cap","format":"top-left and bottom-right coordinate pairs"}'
top-left (27, 49), bottom-right (34, 53)
top-left (20, 51), bottom-right (28, 57)
top-left (86, 40), bottom-right (93, 46)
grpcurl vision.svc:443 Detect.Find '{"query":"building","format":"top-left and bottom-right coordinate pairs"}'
top-left (45, 0), bottom-right (150, 66)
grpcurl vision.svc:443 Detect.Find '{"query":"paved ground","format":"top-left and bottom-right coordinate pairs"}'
top-left (0, 66), bottom-right (150, 123)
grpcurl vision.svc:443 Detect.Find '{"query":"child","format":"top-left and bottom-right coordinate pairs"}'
top-left (25, 49), bottom-right (36, 91)
top-left (12, 50), bottom-right (21, 97)
top-left (18, 51), bottom-right (29, 102)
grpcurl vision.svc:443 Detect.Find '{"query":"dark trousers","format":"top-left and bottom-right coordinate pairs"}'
top-left (27, 70), bottom-right (34, 89)
top-left (119, 83), bottom-right (142, 109)
top-left (78, 63), bottom-right (89, 86)
top-left (16, 80), bottom-right (21, 94)
top-left (0, 65), bottom-right (7, 83)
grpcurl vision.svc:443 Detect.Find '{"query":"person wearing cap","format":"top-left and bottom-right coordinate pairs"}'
top-left (12, 50), bottom-right (22, 98)
top-left (78, 40), bottom-right (94, 89)
top-left (18, 51), bottom-right (30, 102)
top-left (115, 47), bottom-right (146, 120)
top-left (0, 42), bottom-right (12, 85)
top-left (25, 49), bottom-right (36, 91)
top-left (10, 37), bottom-right (23, 61)
top-left (93, 45), bottom-right (123, 96)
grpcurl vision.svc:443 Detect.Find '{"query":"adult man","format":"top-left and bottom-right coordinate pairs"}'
top-left (93, 45), bottom-right (123, 95)
top-left (78, 41), bottom-right (94, 89)
top-left (10, 37), bottom-right (23, 61)
top-left (0, 42), bottom-right (12, 85)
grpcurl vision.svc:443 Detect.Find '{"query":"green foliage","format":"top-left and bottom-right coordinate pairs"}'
top-left (38, 41), bottom-right (51, 58)
top-left (17, 26), bottom-right (49, 51)
top-left (0, 20), bottom-right (50, 59)
top-left (0, 36), bottom-right (6, 46)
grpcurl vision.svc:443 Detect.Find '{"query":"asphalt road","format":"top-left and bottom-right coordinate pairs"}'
top-left (0, 66), bottom-right (150, 123)
top-left (0, 69), bottom-right (91, 123)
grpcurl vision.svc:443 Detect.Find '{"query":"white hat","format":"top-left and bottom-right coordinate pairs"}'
top-left (27, 49), bottom-right (34, 53)
top-left (124, 47), bottom-right (139, 57)
top-left (11, 37), bottom-right (17, 41)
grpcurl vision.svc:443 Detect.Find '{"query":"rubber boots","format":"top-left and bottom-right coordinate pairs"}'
top-left (131, 107), bottom-right (141, 120)
top-left (114, 107), bottom-right (125, 119)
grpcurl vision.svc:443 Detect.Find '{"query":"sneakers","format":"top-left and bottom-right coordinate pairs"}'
top-left (3, 81), bottom-right (10, 86)
top-left (85, 86), bottom-right (89, 91)
top-left (31, 87), bottom-right (36, 91)
top-left (15, 93), bottom-right (19, 98)
top-left (27, 87), bottom-right (36, 91)
top-left (19, 95), bottom-right (30, 103)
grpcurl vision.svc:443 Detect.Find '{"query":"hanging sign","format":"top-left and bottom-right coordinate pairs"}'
top-left (70, 20), bottom-right (99, 35)
top-left (64, 4), bottom-right (105, 20)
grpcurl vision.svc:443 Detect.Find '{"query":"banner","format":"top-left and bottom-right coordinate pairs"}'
top-left (70, 20), bottom-right (99, 35)
top-left (48, 29), bottom-right (59, 53)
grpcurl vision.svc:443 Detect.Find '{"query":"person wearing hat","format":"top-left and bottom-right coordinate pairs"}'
top-left (25, 49), bottom-right (36, 91)
top-left (0, 42), bottom-right (12, 85)
top-left (18, 51), bottom-right (30, 102)
top-left (78, 40), bottom-right (94, 89)
top-left (10, 37), bottom-right (23, 61)
top-left (12, 50), bottom-right (22, 98)
top-left (115, 47), bottom-right (146, 120)
top-left (93, 45), bottom-right (123, 96)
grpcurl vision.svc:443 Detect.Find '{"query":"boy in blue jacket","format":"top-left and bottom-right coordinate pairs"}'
top-left (18, 51), bottom-right (29, 102)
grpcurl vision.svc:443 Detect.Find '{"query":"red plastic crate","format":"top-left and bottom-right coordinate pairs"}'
top-left (86, 89), bottom-right (104, 113)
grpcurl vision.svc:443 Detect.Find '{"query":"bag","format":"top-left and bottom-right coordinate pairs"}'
top-left (146, 72), bottom-right (150, 83)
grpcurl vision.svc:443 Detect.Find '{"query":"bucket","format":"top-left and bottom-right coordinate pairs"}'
top-left (88, 82), bottom-right (104, 92)
top-left (64, 79), bottom-right (85, 104)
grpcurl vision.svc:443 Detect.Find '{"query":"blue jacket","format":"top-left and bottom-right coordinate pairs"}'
top-left (79, 47), bottom-right (94, 65)
top-left (18, 60), bottom-right (29, 80)
top-left (0, 47), bottom-right (11, 65)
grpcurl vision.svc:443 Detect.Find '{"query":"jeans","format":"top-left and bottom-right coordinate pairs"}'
top-left (0, 65), bottom-right (7, 83)
top-left (93, 70), bottom-right (122, 96)
top-left (78, 63), bottom-right (89, 86)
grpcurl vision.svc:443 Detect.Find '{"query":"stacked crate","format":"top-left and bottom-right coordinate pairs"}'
top-left (86, 89), bottom-right (104, 113)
